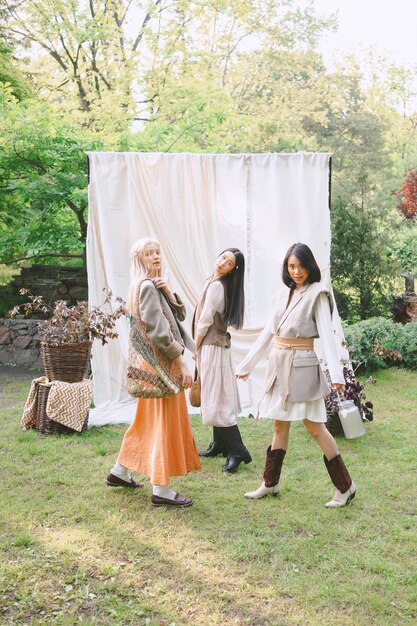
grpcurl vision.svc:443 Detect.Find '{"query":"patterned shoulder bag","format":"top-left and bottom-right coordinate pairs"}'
top-left (126, 280), bottom-right (183, 398)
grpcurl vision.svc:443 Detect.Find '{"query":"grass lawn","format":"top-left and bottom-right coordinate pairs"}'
top-left (0, 366), bottom-right (416, 625)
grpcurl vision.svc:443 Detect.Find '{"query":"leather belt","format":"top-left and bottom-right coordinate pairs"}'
top-left (274, 336), bottom-right (314, 350)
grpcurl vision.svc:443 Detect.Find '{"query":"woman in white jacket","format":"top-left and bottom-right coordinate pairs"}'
top-left (236, 243), bottom-right (356, 507)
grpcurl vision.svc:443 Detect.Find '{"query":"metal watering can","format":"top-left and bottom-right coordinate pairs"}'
top-left (337, 397), bottom-right (366, 439)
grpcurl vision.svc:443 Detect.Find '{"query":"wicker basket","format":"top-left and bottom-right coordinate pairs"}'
top-left (35, 384), bottom-right (88, 435)
top-left (41, 341), bottom-right (92, 383)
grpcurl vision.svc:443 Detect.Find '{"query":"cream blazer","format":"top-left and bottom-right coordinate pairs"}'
top-left (236, 282), bottom-right (344, 404)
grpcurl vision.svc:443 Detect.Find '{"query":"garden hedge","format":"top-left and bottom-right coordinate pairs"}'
top-left (343, 317), bottom-right (417, 371)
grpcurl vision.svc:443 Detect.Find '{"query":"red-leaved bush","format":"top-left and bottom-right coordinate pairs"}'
top-left (397, 168), bottom-right (417, 220)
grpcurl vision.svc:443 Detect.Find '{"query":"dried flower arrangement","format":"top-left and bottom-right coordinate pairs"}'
top-left (9, 288), bottom-right (126, 346)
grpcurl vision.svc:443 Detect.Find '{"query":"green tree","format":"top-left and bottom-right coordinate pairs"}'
top-left (2, 0), bottom-right (416, 323)
top-left (1, 0), bottom-right (333, 138)
top-left (0, 0), bottom-right (151, 134)
top-left (303, 58), bottom-right (403, 320)
top-left (137, 0), bottom-right (335, 152)
top-left (0, 84), bottom-right (103, 268)
top-left (390, 226), bottom-right (417, 276)
top-left (0, 39), bottom-right (32, 100)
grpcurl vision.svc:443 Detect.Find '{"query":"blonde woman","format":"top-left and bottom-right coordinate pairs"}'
top-left (107, 238), bottom-right (201, 507)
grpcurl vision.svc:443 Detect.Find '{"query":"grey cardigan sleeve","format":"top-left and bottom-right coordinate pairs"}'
top-left (139, 282), bottom-right (183, 360)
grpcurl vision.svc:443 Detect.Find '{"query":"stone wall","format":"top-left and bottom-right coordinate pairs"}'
top-left (0, 265), bottom-right (88, 367)
top-left (0, 265), bottom-right (88, 316)
top-left (17, 265), bottom-right (88, 302)
top-left (0, 318), bottom-right (43, 368)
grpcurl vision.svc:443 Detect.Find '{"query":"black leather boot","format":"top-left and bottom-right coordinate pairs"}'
top-left (221, 425), bottom-right (252, 473)
top-left (199, 427), bottom-right (227, 457)
top-left (222, 447), bottom-right (252, 472)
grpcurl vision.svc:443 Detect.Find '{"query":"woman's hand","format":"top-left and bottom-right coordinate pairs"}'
top-left (331, 383), bottom-right (345, 393)
top-left (152, 277), bottom-right (174, 301)
top-left (236, 373), bottom-right (250, 381)
top-left (175, 355), bottom-right (193, 389)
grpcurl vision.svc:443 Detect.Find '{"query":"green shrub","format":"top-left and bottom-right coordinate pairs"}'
top-left (343, 317), bottom-right (417, 371)
top-left (396, 322), bottom-right (417, 369)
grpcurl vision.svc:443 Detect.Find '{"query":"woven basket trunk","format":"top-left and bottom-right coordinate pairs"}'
top-left (35, 384), bottom-right (88, 435)
top-left (41, 341), bottom-right (92, 383)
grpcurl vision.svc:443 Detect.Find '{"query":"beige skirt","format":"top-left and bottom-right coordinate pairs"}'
top-left (199, 344), bottom-right (241, 427)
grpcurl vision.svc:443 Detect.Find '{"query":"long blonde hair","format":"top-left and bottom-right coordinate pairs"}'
top-left (128, 237), bottom-right (162, 314)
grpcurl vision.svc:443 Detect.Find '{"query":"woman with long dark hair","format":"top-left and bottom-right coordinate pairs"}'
top-left (194, 248), bottom-right (252, 473)
top-left (236, 243), bottom-right (356, 507)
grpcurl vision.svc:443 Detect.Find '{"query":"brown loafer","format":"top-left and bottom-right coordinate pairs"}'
top-left (151, 493), bottom-right (193, 507)
top-left (106, 473), bottom-right (144, 488)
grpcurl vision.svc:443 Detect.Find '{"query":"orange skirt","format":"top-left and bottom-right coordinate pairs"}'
top-left (117, 391), bottom-right (201, 486)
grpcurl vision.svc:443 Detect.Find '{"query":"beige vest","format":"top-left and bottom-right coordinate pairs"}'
top-left (265, 282), bottom-right (333, 404)
top-left (193, 280), bottom-right (231, 348)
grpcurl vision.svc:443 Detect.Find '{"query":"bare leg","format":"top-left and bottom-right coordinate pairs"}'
top-left (303, 419), bottom-right (339, 459)
top-left (271, 420), bottom-right (291, 451)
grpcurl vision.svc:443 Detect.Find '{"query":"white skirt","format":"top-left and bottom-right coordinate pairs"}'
top-left (260, 386), bottom-right (327, 422)
top-left (199, 344), bottom-right (241, 427)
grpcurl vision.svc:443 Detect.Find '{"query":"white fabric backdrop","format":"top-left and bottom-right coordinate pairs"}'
top-left (86, 152), bottom-right (348, 426)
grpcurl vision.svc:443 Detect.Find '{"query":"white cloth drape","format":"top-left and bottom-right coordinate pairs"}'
top-left (86, 152), bottom-right (348, 426)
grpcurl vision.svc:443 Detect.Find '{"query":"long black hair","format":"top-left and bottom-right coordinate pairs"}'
top-left (282, 242), bottom-right (321, 289)
top-left (217, 247), bottom-right (245, 329)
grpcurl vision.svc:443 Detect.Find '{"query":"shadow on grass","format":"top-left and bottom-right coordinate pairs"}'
top-left (0, 367), bottom-right (416, 625)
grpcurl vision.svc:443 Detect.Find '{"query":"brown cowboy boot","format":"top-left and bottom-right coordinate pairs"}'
top-left (323, 454), bottom-right (356, 507)
top-left (244, 446), bottom-right (286, 499)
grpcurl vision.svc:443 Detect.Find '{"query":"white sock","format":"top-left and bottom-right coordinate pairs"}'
top-left (111, 462), bottom-right (131, 481)
top-left (152, 484), bottom-right (176, 499)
